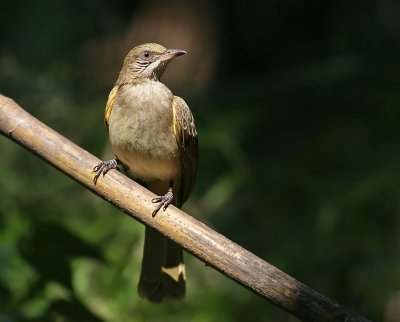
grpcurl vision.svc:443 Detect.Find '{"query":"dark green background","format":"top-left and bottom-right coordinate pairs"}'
top-left (1, 1), bottom-right (399, 321)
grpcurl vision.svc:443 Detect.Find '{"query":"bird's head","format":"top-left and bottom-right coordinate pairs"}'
top-left (118, 43), bottom-right (186, 82)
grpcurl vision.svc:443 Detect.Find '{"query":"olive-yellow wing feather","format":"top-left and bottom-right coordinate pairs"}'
top-left (104, 86), bottom-right (118, 132)
top-left (172, 96), bottom-right (198, 206)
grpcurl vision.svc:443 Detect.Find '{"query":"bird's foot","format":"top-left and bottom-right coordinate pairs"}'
top-left (93, 159), bottom-right (118, 184)
top-left (152, 187), bottom-right (173, 217)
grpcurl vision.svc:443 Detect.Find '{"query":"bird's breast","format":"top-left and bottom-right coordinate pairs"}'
top-left (108, 81), bottom-right (180, 182)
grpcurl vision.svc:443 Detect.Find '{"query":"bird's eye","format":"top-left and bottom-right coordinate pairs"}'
top-left (142, 51), bottom-right (151, 59)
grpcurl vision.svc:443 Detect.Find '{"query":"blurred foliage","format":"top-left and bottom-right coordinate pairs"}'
top-left (1, 0), bottom-right (400, 321)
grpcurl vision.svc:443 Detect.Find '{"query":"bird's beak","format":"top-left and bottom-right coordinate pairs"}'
top-left (159, 49), bottom-right (187, 62)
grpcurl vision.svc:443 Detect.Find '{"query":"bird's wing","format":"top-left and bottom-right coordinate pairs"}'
top-left (104, 86), bottom-right (118, 132)
top-left (172, 96), bottom-right (198, 206)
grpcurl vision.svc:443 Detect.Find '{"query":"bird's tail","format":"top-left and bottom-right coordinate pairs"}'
top-left (137, 226), bottom-right (185, 302)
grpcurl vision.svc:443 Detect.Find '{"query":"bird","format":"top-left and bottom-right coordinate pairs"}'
top-left (92, 43), bottom-right (198, 302)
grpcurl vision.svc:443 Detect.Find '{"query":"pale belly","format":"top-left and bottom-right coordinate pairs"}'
top-left (112, 144), bottom-right (180, 183)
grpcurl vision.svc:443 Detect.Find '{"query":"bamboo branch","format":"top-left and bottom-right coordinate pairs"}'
top-left (0, 94), bottom-right (371, 322)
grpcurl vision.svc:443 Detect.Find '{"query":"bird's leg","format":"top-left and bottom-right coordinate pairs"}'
top-left (93, 159), bottom-right (119, 184)
top-left (152, 186), bottom-right (174, 217)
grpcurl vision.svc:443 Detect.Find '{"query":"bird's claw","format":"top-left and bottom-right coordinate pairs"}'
top-left (152, 188), bottom-right (174, 217)
top-left (93, 159), bottom-right (118, 184)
